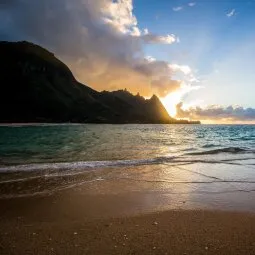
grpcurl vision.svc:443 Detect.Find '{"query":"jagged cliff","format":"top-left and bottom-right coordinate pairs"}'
top-left (0, 41), bottom-right (200, 124)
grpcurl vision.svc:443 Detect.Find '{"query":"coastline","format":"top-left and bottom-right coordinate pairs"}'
top-left (0, 121), bottom-right (201, 126)
top-left (1, 190), bottom-right (255, 255)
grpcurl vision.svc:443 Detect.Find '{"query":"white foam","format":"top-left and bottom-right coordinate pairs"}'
top-left (0, 158), bottom-right (158, 173)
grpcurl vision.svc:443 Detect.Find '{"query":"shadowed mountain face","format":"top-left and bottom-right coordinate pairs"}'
top-left (0, 41), bottom-right (199, 124)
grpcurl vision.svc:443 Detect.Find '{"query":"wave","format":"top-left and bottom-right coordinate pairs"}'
top-left (201, 144), bottom-right (218, 148)
top-left (0, 158), bottom-right (172, 173)
top-left (186, 147), bottom-right (254, 155)
top-left (0, 147), bottom-right (254, 173)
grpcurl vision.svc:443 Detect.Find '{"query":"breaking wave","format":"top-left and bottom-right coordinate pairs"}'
top-left (186, 147), bottom-right (254, 155)
top-left (0, 147), bottom-right (254, 173)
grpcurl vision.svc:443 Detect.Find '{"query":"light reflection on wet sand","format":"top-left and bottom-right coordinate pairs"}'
top-left (1, 160), bottom-right (255, 214)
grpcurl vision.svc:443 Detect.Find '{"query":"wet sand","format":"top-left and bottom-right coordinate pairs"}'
top-left (1, 189), bottom-right (255, 255)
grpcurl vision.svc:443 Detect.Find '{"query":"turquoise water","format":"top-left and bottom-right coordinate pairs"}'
top-left (1, 124), bottom-right (255, 165)
top-left (0, 124), bottom-right (255, 206)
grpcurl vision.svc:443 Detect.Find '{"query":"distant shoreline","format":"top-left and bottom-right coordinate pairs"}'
top-left (0, 122), bottom-right (201, 126)
top-left (2, 122), bottom-right (255, 126)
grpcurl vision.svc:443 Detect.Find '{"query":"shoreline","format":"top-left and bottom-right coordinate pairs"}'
top-left (1, 123), bottom-right (255, 127)
top-left (0, 122), bottom-right (201, 126)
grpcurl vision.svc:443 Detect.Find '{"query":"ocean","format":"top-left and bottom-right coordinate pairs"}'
top-left (0, 124), bottom-right (255, 211)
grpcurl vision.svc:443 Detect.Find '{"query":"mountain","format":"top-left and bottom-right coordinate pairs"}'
top-left (0, 41), bottom-right (200, 124)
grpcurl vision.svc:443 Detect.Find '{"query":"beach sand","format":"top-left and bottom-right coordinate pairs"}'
top-left (1, 188), bottom-right (255, 255)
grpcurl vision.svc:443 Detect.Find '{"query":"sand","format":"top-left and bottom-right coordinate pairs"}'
top-left (1, 190), bottom-right (255, 255)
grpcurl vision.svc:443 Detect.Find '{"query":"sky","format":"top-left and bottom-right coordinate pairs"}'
top-left (1, 0), bottom-right (255, 123)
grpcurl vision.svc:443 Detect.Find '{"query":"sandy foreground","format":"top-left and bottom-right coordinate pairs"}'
top-left (1, 189), bottom-right (255, 255)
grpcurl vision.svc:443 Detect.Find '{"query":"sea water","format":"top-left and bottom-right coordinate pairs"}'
top-left (0, 124), bottom-right (255, 210)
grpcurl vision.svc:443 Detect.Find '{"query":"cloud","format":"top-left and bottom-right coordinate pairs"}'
top-left (173, 6), bottom-right (183, 12)
top-left (188, 3), bottom-right (196, 7)
top-left (151, 79), bottom-right (181, 98)
top-left (169, 64), bottom-right (192, 75)
top-left (101, 0), bottom-right (138, 34)
top-left (176, 103), bottom-right (255, 121)
top-left (0, 0), bottom-right (192, 97)
top-left (173, 3), bottom-right (196, 12)
top-left (145, 56), bottom-right (156, 62)
top-left (142, 33), bottom-right (178, 44)
top-left (227, 9), bottom-right (236, 17)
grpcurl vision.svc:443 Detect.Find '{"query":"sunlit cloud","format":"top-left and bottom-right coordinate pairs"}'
top-left (142, 33), bottom-right (178, 44)
top-left (102, 1), bottom-right (177, 44)
top-left (173, 6), bottom-right (183, 12)
top-left (170, 64), bottom-right (192, 75)
top-left (0, 0), bottom-right (187, 98)
top-left (226, 9), bottom-right (236, 17)
top-left (176, 103), bottom-right (255, 122)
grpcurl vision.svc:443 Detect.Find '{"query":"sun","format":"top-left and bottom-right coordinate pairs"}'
top-left (161, 90), bottom-right (183, 117)
top-left (161, 84), bottom-right (201, 117)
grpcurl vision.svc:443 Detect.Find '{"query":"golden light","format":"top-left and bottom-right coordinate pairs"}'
top-left (161, 90), bottom-right (184, 117)
top-left (161, 84), bottom-right (202, 118)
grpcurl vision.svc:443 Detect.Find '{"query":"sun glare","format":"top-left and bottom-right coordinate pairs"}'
top-left (161, 91), bottom-right (183, 117)
top-left (161, 85), bottom-right (202, 118)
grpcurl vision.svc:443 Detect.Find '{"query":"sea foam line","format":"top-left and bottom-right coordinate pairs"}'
top-left (0, 158), bottom-right (160, 173)
top-left (1, 157), bottom-right (254, 173)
